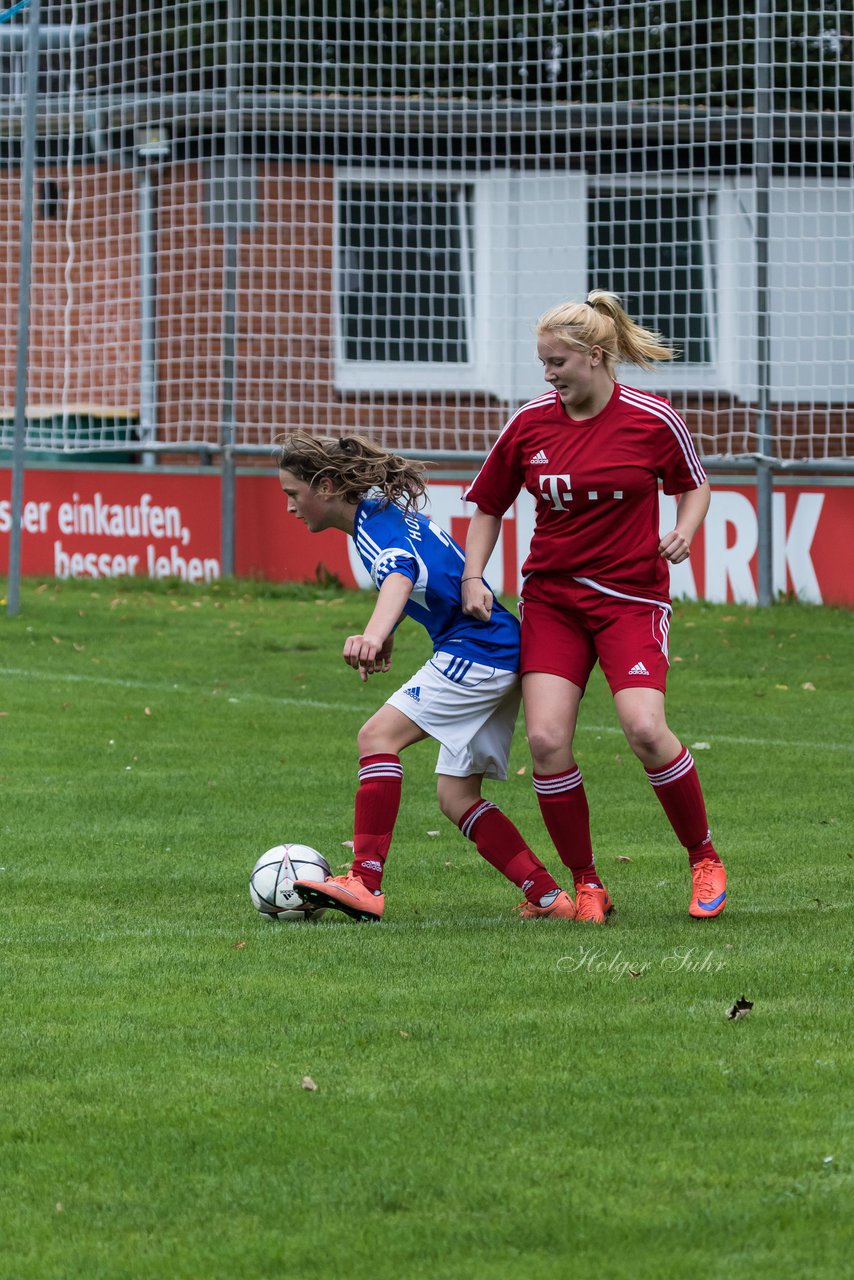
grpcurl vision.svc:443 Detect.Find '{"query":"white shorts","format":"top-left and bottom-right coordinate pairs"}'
top-left (385, 650), bottom-right (521, 781)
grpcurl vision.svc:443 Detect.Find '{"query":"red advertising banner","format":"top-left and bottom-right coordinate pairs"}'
top-left (0, 470), bottom-right (223, 584)
top-left (1, 467), bottom-right (852, 606)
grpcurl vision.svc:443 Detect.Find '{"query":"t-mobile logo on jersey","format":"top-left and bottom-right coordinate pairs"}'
top-left (539, 475), bottom-right (625, 511)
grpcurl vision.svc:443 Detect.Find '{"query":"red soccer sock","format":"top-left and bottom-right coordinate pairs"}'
top-left (351, 754), bottom-right (403, 892)
top-left (532, 767), bottom-right (602, 888)
top-left (645, 747), bottom-right (722, 867)
top-left (459, 800), bottom-right (559, 904)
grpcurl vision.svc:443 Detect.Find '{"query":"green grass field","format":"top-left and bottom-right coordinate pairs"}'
top-left (1, 577), bottom-right (852, 1280)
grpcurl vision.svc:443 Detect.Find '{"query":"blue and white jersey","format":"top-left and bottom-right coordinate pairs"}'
top-left (353, 497), bottom-right (520, 672)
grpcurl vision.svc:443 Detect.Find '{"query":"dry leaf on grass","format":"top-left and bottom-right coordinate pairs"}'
top-left (301, 1075), bottom-right (318, 1092)
top-left (231, 940), bottom-right (247, 950)
top-left (615, 855), bottom-right (633, 864)
top-left (727, 996), bottom-right (753, 1020)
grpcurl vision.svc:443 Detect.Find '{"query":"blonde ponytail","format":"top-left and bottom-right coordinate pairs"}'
top-left (537, 291), bottom-right (678, 375)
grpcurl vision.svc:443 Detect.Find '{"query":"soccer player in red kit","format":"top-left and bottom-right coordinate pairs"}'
top-left (461, 290), bottom-right (727, 924)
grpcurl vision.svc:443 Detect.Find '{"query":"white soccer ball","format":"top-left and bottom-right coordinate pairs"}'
top-left (249, 844), bottom-right (331, 921)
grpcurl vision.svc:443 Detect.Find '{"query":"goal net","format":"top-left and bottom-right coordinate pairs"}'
top-left (1, 2), bottom-right (851, 463)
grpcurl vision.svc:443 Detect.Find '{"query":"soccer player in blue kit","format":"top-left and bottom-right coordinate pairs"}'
top-left (275, 431), bottom-right (576, 922)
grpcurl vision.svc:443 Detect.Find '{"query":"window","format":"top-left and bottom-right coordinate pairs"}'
top-left (336, 176), bottom-right (480, 391)
top-left (588, 189), bottom-right (717, 372)
top-left (340, 181), bottom-right (473, 365)
top-left (334, 170), bottom-right (589, 398)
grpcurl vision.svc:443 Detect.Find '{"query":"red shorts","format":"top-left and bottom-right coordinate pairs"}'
top-left (519, 577), bottom-right (672, 695)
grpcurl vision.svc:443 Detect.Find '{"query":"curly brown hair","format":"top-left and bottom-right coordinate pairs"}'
top-left (275, 431), bottom-right (428, 513)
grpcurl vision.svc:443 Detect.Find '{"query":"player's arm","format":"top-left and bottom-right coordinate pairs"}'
top-left (659, 481), bottom-right (711, 564)
top-left (461, 508), bottom-right (502, 620)
top-left (343, 572), bottom-right (413, 681)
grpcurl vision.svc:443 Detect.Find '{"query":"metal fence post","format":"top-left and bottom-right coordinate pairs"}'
top-left (5, 0), bottom-right (40, 617)
top-left (219, 0), bottom-right (242, 578)
top-left (755, 0), bottom-right (774, 605)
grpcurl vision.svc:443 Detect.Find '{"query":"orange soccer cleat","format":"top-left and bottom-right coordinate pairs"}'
top-left (574, 883), bottom-right (614, 925)
top-left (689, 859), bottom-right (727, 919)
top-left (294, 872), bottom-right (385, 922)
top-left (516, 889), bottom-right (577, 920)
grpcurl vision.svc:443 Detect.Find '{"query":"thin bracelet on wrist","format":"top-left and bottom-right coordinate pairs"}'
top-left (460, 576), bottom-right (482, 582)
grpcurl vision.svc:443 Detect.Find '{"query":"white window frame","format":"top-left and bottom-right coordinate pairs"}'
top-left (333, 167), bottom-right (590, 401)
top-left (332, 169), bottom-right (854, 405)
top-left (334, 168), bottom-right (484, 393)
top-left (588, 176), bottom-right (725, 395)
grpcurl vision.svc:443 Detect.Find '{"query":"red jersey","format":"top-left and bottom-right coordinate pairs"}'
top-left (464, 382), bottom-right (706, 604)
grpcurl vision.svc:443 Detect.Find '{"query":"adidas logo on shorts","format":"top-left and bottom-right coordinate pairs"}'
top-left (404, 686), bottom-right (421, 702)
top-left (628, 661), bottom-right (650, 676)
top-left (529, 449), bottom-right (549, 465)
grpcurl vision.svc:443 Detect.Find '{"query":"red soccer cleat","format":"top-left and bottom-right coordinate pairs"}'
top-left (294, 872), bottom-right (385, 922)
top-left (574, 883), bottom-right (614, 925)
top-left (515, 889), bottom-right (577, 920)
top-left (689, 859), bottom-right (727, 919)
